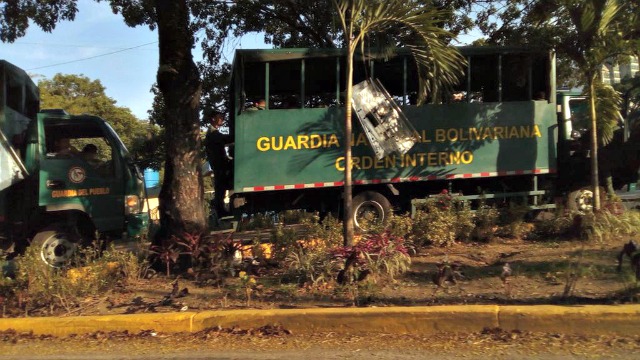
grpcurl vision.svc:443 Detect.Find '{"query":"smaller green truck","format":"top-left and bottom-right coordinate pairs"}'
top-left (0, 60), bottom-right (149, 267)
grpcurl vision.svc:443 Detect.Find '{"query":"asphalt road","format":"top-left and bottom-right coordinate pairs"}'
top-left (1, 330), bottom-right (638, 360)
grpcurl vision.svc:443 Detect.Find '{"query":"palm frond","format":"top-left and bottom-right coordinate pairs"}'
top-left (583, 82), bottom-right (622, 145)
top-left (340, 0), bottom-right (465, 103)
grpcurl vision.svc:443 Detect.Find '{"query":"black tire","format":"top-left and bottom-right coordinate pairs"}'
top-left (31, 224), bottom-right (84, 268)
top-left (352, 191), bottom-right (392, 232)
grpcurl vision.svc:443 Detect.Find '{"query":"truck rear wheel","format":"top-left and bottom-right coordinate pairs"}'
top-left (31, 225), bottom-right (84, 268)
top-left (567, 186), bottom-right (604, 213)
top-left (352, 191), bottom-right (392, 232)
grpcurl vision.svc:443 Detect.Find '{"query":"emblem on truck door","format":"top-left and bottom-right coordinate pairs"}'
top-left (68, 166), bottom-right (86, 184)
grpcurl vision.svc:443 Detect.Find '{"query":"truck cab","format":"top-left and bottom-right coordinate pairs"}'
top-left (0, 60), bottom-right (148, 267)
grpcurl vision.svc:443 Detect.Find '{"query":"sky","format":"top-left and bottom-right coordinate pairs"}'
top-left (0, 0), bottom-right (269, 120)
top-left (0, 1), bottom-right (479, 121)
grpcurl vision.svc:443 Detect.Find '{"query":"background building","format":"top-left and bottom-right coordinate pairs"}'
top-left (601, 55), bottom-right (640, 84)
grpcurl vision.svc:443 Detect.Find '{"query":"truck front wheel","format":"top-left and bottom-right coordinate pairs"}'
top-left (31, 225), bottom-right (84, 268)
top-left (352, 191), bottom-right (392, 232)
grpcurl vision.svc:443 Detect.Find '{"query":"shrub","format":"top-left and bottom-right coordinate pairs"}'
top-left (283, 244), bottom-right (339, 286)
top-left (12, 243), bottom-right (143, 315)
top-left (412, 194), bottom-right (456, 247)
top-left (411, 191), bottom-right (473, 247)
top-left (277, 209), bottom-right (318, 225)
top-left (238, 212), bottom-right (276, 231)
top-left (497, 203), bottom-right (532, 238)
top-left (331, 230), bottom-right (411, 284)
top-left (454, 201), bottom-right (475, 241)
top-left (300, 213), bottom-right (343, 245)
top-left (282, 214), bottom-right (344, 286)
top-left (269, 225), bottom-right (300, 263)
top-left (533, 211), bottom-right (579, 239)
top-left (473, 203), bottom-right (500, 242)
top-left (585, 209), bottom-right (640, 242)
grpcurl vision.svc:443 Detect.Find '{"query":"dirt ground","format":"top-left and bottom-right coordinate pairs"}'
top-left (4, 235), bottom-right (635, 318)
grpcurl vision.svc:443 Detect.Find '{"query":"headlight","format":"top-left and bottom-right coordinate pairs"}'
top-left (571, 130), bottom-right (582, 139)
top-left (125, 195), bottom-right (142, 215)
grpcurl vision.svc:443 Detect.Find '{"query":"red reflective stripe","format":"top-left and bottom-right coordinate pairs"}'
top-left (246, 169), bottom-right (551, 192)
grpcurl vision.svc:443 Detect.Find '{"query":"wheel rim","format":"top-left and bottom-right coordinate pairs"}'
top-left (39, 232), bottom-right (78, 268)
top-left (574, 189), bottom-right (594, 212)
top-left (354, 200), bottom-right (385, 231)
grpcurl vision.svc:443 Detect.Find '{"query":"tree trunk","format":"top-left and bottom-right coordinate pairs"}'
top-left (588, 75), bottom-right (601, 211)
top-left (343, 41), bottom-right (355, 247)
top-left (155, 0), bottom-right (207, 242)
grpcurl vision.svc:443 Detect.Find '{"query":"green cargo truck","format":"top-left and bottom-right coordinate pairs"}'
top-left (0, 60), bottom-right (149, 267)
top-left (222, 47), bottom-right (640, 227)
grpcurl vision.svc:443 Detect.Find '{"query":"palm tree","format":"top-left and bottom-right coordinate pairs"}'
top-left (533, 0), bottom-right (625, 210)
top-left (333, 0), bottom-right (465, 245)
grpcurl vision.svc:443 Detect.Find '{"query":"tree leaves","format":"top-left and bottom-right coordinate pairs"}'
top-left (0, 0), bottom-right (78, 43)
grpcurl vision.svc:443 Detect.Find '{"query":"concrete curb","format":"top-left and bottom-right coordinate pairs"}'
top-left (0, 305), bottom-right (639, 337)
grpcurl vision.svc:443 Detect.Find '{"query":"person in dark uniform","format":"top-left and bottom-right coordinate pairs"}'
top-left (205, 112), bottom-right (233, 219)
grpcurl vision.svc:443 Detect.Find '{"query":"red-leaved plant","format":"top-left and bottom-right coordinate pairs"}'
top-left (332, 230), bottom-right (411, 284)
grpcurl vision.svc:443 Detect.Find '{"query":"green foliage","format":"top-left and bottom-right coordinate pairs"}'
top-left (382, 213), bottom-right (415, 239)
top-left (11, 243), bottom-right (143, 314)
top-left (0, 1), bottom-right (78, 43)
top-left (269, 225), bottom-right (299, 264)
top-left (239, 213), bottom-right (276, 231)
top-left (473, 203), bottom-right (500, 242)
top-left (411, 192), bottom-right (474, 247)
top-left (281, 214), bottom-right (343, 286)
top-left (532, 209), bottom-right (640, 241)
top-left (283, 243), bottom-right (339, 287)
top-left (586, 209), bottom-right (640, 242)
top-left (335, 0), bottom-right (466, 105)
top-left (38, 74), bottom-right (149, 151)
top-left (302, 213), bottom-right (347, 245)
top-left (583, 82), bottom-right (622, 145)
top-left (277, 210), bottom-right (319, 225)
top-left (534, 211), bottom-right (580, 239)
top-left (496, 203), bottom-right (532, 239)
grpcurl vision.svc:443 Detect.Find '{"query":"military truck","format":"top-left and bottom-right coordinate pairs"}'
top-left (0, 60), bottom-right (149, 267)
top-left (221, 47), bottom-right (639, 228)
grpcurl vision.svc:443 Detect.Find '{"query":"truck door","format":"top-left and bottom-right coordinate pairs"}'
top-left (38, 117), bottom-right (125, 233)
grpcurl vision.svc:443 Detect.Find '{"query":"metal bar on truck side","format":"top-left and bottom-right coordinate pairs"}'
top-left (265, 62), bottom-right (270, 110)
top-left (336, 57), bottom-right (340, 105)
top-left (403, 57), bottom-right (407, 106)
top-left (498, 55), bottom-right (502, 102)
top-left (301, 59), bottom-right (305, 108)
top-left (466, 56), bottom-right (471, 103)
